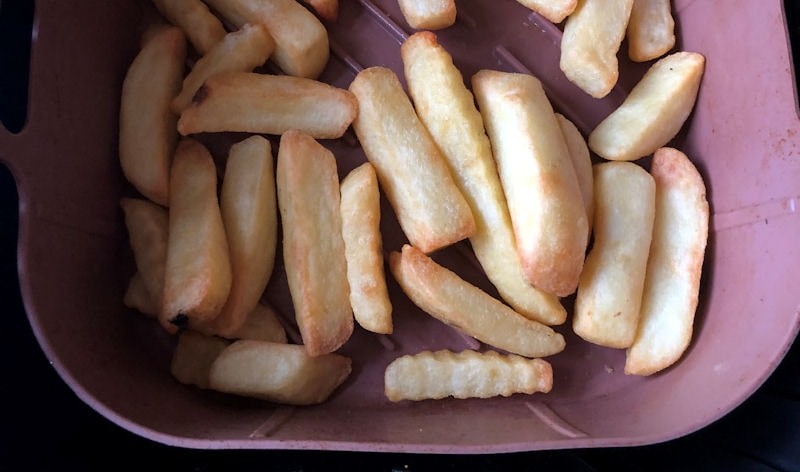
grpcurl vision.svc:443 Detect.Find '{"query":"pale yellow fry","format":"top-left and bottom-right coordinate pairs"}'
top-left (385, 350), bottom-right (552, 401)
top-left (627, 0), bottom-right (675, 62)
top-left (589, 52), bottom-right (705, 161)
top-left (209, 340), bottom-right (352, 405)
top-left (555, 113), bottom-right (594, 231)
top-left (152, 0), bottom-right (226, 54)
top-left (574, 162), bottom-right (655, 348)
top-left (340, 163), bottom-right (393, 334)
top-left (514, 0), bottom-right (577, 23)
top-left (277, 130), bottom-right (353, 356)
top-left (120, 198), bottom-right (169, 309)
top-left (172, 24), bottom-right (276, 113)
top-left (123, 272), bottom-right (159, 318)
top-left (227, 303), bottom-right (287, 343)
top-left (161, 139), bottom-right (232, 333)
top-left (398, 0), bottom-right (456, 30)
top-left (119, 26), bottom-right (185, 206)
top-left (401, 32), bottom-right (565, 325)
top-left (472, 70), bottom-right (588, 297)
top-left (301, 0), bottom-right (339, 21)
top-left (171, 331), bottom-right (231, 389)
top-left (203, 0), bottom-right (329, 79)
top-left (626, 148), bottom-right (708, 376)
top-left (178, 72), bottom-right (357, 139)
top-left (390, 245), bottom-right (566, 358)
top-left (560, 0), bottom-right (634, 98)
top-left (349, 67), bottom-right (475, 254)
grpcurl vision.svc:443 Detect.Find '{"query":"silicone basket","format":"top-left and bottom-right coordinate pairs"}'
top-left (1, 0), bottom-right (798, 453)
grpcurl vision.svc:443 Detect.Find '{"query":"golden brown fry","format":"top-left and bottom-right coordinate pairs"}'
top-left (560, 0), bottom-right (634, 98)
top-left (514, 0), bottom-right (577, 23)
top-left (277, 130), bottom-right (353, 356)
top-left (384, 350), bottom-right (553, 401)
top-left (398, 0), bottom-right (456, 30)
top-left (573, 162), bottom-right (655, 348)
top-left (172, 24), bottom-right (275, 113)
top-left (555, 113), bottom-right (594, 230)
top-left (203, 0), bottom-right (329, 79)
top-left (119, 26), bottom-right (185, 206)
top-left (340, 163), bottom-right (393, 334)
top-left (208, 340), bottom-right (352, 405)
top-left (123, 272), bottom-right (159, 318)
top-left (161, 139), bottom-right (232, 333)
top-left (152, 0), bottom-right (226, 54)
top-left (301, 0), bottom-right (339, 22)
top-left (472, 70), bottom-right (588, 297)
top-left (120, 198), bottom-right (169, 310)
top-left (390, 245), bottom-right (566, 358)
top-left (171, 331), bottom-right (231, 389)
top-left (227, 303), bottom-right (287, 343)
top-left (588, 52), bottom-right (705, 161)
top-left (626, 148), bottom-right (709, 375)
top-left (627, 0), bottom-right (675, 62)
top-left (349, 67), bottom-right (475, 254)
top-left (178, 72), bottom-right (357, 138)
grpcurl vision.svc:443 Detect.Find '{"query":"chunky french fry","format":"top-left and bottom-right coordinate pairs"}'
top-left (556, 113), bottom-right (594, 230)
top-left (340, 163), bottom-right (393, 334)
top-left (398, 0), bottom-right (456, 30)
top-left (588, 52), bottom-right (705, 161)
top-left (171, 331), bottom-right (231, 389)
top-left (277, 130), bottom-right (353, 356)
top-left (390, 245), bottom-right (566, 358)
top-left (384, 350), bottom-right (553, 401)
top-left (560, 0), bottom-right (634, 98)
top-left (349, 67), bottom-right (475, 254)
top-left (120, 198), bottom-right (169, 310)
top-left (227, 303), bottom-right (287, 343)
top-left (301, 0), bottom-right (339, 22)
top-left (514, 0), bottom-right (577, 23)
top-left (208, 340), bottom-right (352, 405)
top-left (627, 0), bottom-right (675, 62)
top-left (626, 148), bottom-right (708, 375)
top-left (401, 32), bottom-right (565, 325)
top-left (119, 26), bottom-right (185, 206)
top-left (161, 139), bottom-right (232, 333)
top-left (472, 70), bottom-right (588, 297)
top-left (178, 72), bottom-right (357, 139)
top-left (152, 0), bottom-right (226, 55)
top-left (573, 162), bottom-right (655, 348)
top-left (203, 0), bottom-right (329, 79)
top-left (123, 272), bottom-right (159, 318)
top-left (172, 24), bottom-right (276, 113)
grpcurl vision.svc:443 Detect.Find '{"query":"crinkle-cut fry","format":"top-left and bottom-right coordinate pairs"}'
top-left (120, 198), bottom-right (169, 310)
top-left (301, 0), bottom-right (339, 22)
top-left (397, 0), bottom-right (456, 30)
top-left (178, 72), bottom-right (357, 139)
top-left (152, 0), bottom-right (226, 54)
top-left (170, 331), bottom-right (231, 389)
top-left (401, 32), bottom-right (565, 325)
top-left (514, 0), bottom-right (577, 23)
top-left (560, 0), bottom-right (634, 98)
top-left (588, 51), bottom-right (705, 161)
top-left (390, 245), bottom-right (566, 358)
top-left (384, 350), bottom-right (553, 401)
top-left (555, 113), bottom-right (594, 231)
top-left (172, 24), bottom-right (276, 113)
top-left (627, 0), bottom-right (675, 62)
top-left (123, 272), bottom-right (159, 318)
top-left (625, 148), bottom-right (709, 376)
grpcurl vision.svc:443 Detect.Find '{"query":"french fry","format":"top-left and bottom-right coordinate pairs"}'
top-left (588, 52), bottom-right (705, 161)
top-left (171, 331), bottom-right (231, 389)
top-left (349, 67), bottom-right (475, 254)
top-left (120, 198), bottom-right (169, 309)
top-left (227, 303), bottom-right (287, 343)
top-left (301, 0), bottom-right (339, 22)
top-left (397, 0), bottom-right (456, 30)
top-left (627, 0), bottom-right (675, 62)
top-left (172, 24), bottom-right (276, 113)
top-left (123, 272), bottom-right (159, 318)
top-left (514, 0), bottom-right (577, 23)
top-left (390, 245), bottom-right (566, 358)
top-left (626, 148), bottom-right (709, 375)
top-left (340, 163), bottom-right (393, 334)
top-left (559, 0), bottom-right (634, 98)
top-left (556, 113), bottom-right (594, 230)
top-left (573, 162), bottom-right (655, 348)
top-left (384, 350), bottom-right (553, 401)
top-left (152, 0), bottom-right (226, 55)
top-left (472, 70), bottom-right (588, 297)
top-left (161, 139), bottom-right (232, 333)
top-left (119, 26), bottom-right (185, 206)
top-left (203, 0), bottom-right (329, 79)
top-left (277, 130), bottom-right (353, 356)
top-left (178, 72), bottom-right (357, 139)
top-left (401, 32), bottom-right (565, 325)
top-left (208, 340), bottom-right (352, 405)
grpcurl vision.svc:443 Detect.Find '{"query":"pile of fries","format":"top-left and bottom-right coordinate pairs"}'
top-left (119, 0), bottom-right (708, 405)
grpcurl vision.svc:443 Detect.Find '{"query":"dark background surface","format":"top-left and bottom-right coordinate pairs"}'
top-left (1, 1), bottom-right (799, 470)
